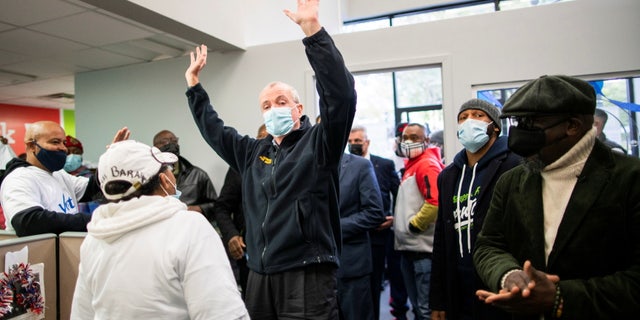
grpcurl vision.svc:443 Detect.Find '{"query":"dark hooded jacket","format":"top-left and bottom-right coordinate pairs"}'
top-left (430, 136), bottom-right (520, 319)
top-left (186, 28), bottom-right (356, 274)
top-left (212, 168), bottom-right (244, 246)
top-left (0, 157), bottom-right (30, 186)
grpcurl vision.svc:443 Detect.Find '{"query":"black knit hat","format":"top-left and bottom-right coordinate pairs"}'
top-left (458, 98), bottom-right (502, 132)
top-left (501, 75), bottom-right (596, 118)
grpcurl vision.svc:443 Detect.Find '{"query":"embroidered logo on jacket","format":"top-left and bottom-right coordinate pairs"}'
top-left (452, 186), bottom-right (481, 232)
top-left (259, 155), bottom-right (272, 165)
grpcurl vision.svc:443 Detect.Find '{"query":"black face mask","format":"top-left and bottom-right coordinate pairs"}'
top-left (159, 143), bottom-right (180, 157)
top-left (348, 143), bottom-right (364, 156)
top-left (507, 118), bottom-right (569, 157)
top-left (33, 142), bottom-right (67, 172)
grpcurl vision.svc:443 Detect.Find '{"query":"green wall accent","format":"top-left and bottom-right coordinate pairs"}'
top-left (62, 109), bottom-right (76, 137)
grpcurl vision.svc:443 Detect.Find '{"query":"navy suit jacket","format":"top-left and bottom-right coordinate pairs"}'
top-left (338, 153), bottom-right (385, 278)
top-left (369, 154), bottom-right (400, 246)
top-left (370, 154), bottom-right (400, 215)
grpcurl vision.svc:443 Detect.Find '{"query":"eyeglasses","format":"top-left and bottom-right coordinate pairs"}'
top-left (157, 137), bottom-right (179, 145)
top-left (508, 116), bottom-right (534, 128)
top-left (508, 115), bottom-right (571, 130)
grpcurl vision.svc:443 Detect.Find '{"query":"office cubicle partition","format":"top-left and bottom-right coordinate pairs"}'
top-left (58, 232), bottom-right (86, 320)
top-left (0, 233), bottom-right (58, 319)
top-left (0, 230), bottom-right (18, 241)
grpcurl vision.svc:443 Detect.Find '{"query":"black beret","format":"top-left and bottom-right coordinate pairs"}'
top-left (501, 75), bottom-right (596, 118)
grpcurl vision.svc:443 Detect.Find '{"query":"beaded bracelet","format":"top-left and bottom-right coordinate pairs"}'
top-left (552, 283), bottom-right (563, 318)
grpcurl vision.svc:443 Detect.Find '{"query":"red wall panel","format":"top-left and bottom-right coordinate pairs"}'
top-left (0, 104), bottom-right (61, 156)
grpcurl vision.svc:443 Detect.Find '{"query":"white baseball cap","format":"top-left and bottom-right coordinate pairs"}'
top-left (98, 140), bottom-right (177, 200)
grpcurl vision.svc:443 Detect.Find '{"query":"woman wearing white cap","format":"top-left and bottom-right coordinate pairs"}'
top-left (70, 140), bottom-right (248, 320)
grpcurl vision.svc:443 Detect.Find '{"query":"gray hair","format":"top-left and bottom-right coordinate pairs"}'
top-left (262, 81), bottom-right (300, 104)
top-left (350, 125), bottom-right (368, 139)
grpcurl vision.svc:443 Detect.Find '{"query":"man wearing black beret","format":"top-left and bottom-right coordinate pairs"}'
top-left (474, 75), bottom-right (640, 319)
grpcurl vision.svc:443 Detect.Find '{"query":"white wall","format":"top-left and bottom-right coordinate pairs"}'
top-left (76, 0), bottom-right (640, 191)
top-left (242, 0), bottom-right (342, 46)
top-left (130, 0), bottom-right (246, 48)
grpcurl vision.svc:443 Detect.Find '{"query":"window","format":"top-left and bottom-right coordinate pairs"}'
top-left (349, 66), bottom-right (444, 162)
top-left (477, 75), bottom-right (640, 158)
top-left (392, 3), bottom-right (495, 27)
top-left (342, 0), bottom-right (574, 33)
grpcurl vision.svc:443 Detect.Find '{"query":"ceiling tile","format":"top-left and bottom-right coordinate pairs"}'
top-left (128, 38), bottom-right (183, 57)
top-left (0, 97), bottom-right (74, 110)
top-left (97, 9), bottom-right (161, 34)
top-left (56, 48), bottom-right (144, 70)
top-left (29, 11), bottom-right (157, 47)
top-left (0, 50), bottom-right (28, 66)
top-left (148, 33), bottom-right (197, 52)
top-left (0, 22), bottom-right (14, 32)
top-left (0, 29), bottom-right (89, 57)
top-left (0, 0), bottom-right (238, 110)
top-left (0, 0), bottom-right (87, 26)
top-left (0, 76), bottom-right (74, 98)
top-left (1, 58), bottom-right (88, 79)
top-left (101, 42), bottom-right (158, 61)
top-left (0, 69), bottom-right (37, 86)
top-left (62, 0), bottom-right (97, 10)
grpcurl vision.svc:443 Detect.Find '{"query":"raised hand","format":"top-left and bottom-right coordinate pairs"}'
top-left (283, 0), bottom-right (321, 37)
top-left (111, 127), bottom-right (130, 144)
top-left (185, 44), bottom-right (208, 87)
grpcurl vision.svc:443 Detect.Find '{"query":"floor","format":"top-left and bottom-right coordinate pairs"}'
top-left (379, 281), bottom-right (415, 320)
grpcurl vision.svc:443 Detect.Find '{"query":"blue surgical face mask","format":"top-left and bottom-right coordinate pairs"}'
top-left (167, 178), bottom-right (182, 200)
top-left (457, 119), bottom-right (491, 153)
top-left (33, 141), bottom-right (67, 172)
top-left (64, 154), bottom-right (83, 172)
top-left (263, 106), bottom-right (296, 137)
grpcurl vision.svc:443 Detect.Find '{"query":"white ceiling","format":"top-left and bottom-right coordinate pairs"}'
top-left (0, 0), bottom-right (242, 110)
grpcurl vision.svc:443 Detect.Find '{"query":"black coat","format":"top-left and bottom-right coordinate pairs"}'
top-left (213, 168), bottom-right (244, 246)
top-left (174, 156), bottom-right (217, 219)
top-left (187, 28), bottom-right (356, 274)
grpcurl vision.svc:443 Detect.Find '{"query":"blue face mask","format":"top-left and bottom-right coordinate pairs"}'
top-left (263, 106), bottom-right (296, 137)
top-left (457, 119), bottom-right (491, 153)
top-left (166, 178), bottom-right (182, 200)
top-left (64, 154), bottom-right (83, 172)
top-left (33, 142), bottom-right (67, 172)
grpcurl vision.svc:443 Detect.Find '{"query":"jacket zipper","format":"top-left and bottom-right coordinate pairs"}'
top-left (261, 146), bottom-right (279, 270)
